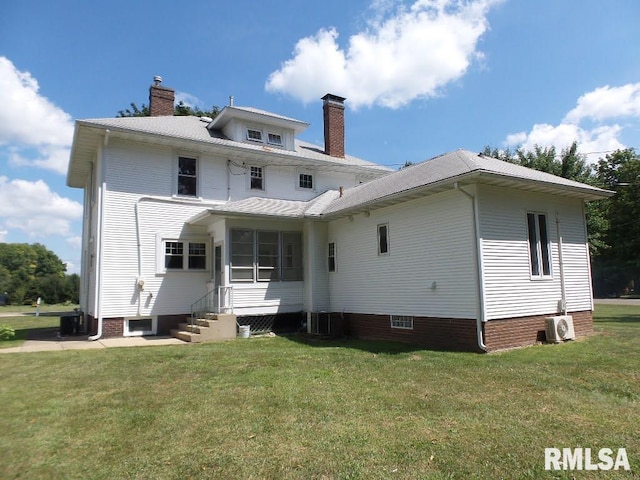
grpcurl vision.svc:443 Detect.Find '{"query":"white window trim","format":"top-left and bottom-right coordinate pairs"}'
top-left (156, 236), bottom-right (209, 275)
top-left (526, 212), bottom-right (553, 280)
top-left (266, 131), bottom-right (284, 146)
top-left (175, 155), bottom-right (200, 198)
top-left (297, 171), bottom-right (315, 191)
top-left (377, 223), bottom-right (390, 256)
top-left (123, 316), bottom-right (157, 337)
top-left (390, 315), bottom-right (413, 330)
top-left (248, 165), bottom-right (265, 191)
top-left (246, 128), bottom-right (263, 143)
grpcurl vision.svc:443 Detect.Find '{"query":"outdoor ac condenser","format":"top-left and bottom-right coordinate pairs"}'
top-left (546, 315), bottom-right (576, 343)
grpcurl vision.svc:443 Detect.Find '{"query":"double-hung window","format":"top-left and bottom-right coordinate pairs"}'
top-left (328, 242), bottom-right (336, 272)
top-left (164, 240), bottom-right (207, 271)
top-left (526, 212), bottom-right (552, 278)
top-left (250, 166), bottom-right (264, 190)
top-left (177, 156), bottom-right (197, 197)
top-left (299, 173), bottom-right (313, 189)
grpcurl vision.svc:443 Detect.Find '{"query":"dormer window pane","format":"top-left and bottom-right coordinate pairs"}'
top-left (247, 129), bottom-right (263, 142)
top-left (267, 133), bottom-right (283, 146)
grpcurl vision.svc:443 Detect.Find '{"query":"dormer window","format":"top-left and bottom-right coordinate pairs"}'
top-left (267, 132), bottom-right (283, 146)
top-left (247, 128), bottom-right (263, 142)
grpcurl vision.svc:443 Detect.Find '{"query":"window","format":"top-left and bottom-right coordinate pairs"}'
top-left (328, 242), bottom-right (336, 272)
top-left (378, 224), bottom-right (389, 255)
top-left (164, 240), bottom-right (207, 271)
top-left (247, 128), bottom-right (263, 142)
top-left (250, 166), bottom-right (264, 190)
top-left (231, 229), bottom-right (255, 281)
top-left (391, 315), bottom-right (413, 329)
top-left (299, 173), bottom-right (314, 189)
top-left (527, 212), bottom-right (552, 277)
top-left (124, 317), bottom-right (157, 337)
top-left (177, 157), bottom-right (197, 197)
top-left (267, 132), bottom-right (283, 146)
top-left (231, 229), bottom-right (302, 282)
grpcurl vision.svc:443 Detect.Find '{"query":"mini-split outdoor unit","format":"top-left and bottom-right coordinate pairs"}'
top-left (546, 315), bottom-right (575, 343)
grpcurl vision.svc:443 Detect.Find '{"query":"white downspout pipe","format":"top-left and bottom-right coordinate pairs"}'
top-left (555, 212), bottom-right (568, 315)
top-left (89, 130), bottom-right (109, 341)
top-left (454, 182), bottom-right (488, 352)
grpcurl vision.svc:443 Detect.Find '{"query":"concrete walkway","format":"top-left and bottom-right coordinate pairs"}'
top-left (0, 332), bottom-right (187, 354)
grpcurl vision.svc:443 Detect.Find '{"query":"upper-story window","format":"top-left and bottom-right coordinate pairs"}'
top-left (250, 166), bottom-right (264, 190)
top-left (299, 173), bottom-right (313, 189)
top-left (527, 212), bottom-right (552, 278)
top-left (247, 128), bottom-right (263, 142)
top-left (177, 156), bottom-right (197, 197)
top-left (378, 224), bottom-right (389, 255)
top-left (267, 132), bottom-right (283, 146)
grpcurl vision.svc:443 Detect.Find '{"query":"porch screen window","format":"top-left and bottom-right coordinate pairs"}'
top-left (258, 231), bottom-right (280, 281)
top-left (231, 229), bottom-right (255, 281)
top-left (231, 229), bottom-right (302, 282)
top-left (250, 166), bottom-right (264, 190)
top-left (328, 242), bottom-right (336, 272)
top-left (177, 157), bottom-right (197, 197)
top-left (527, 213), bottom-right (551, 277)
top-left (378, 224), bottom-right (389, 255)
top-left (282, 233), bottom-right (303, 281)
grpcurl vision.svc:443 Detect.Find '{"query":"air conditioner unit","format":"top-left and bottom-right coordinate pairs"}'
top-left (546, 315), bottom-right (575, 343)
top-left (310, 311), bottom-right (331, 336)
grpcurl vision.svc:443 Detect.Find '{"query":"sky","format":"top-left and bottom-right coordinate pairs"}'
top-left (1, 0), bottom-right (639, 275)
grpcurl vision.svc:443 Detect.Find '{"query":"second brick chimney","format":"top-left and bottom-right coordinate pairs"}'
top-left (149, 76), bottom-right (175, 116)
top-left (322, 93), bottom-right (346, 158)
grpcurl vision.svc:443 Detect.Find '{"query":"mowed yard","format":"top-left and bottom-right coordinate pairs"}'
top-left (0, 305), bottom-right (638, 479)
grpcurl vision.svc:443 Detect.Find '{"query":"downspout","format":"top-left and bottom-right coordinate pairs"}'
top-left (555, 212), bottom-right (568, 315)
top-left (454, 182), bottom-right (488, 352)
top-left (89, 130), bottom-right (109, 341)
top-left (226, 159), bottom-right (231, 201)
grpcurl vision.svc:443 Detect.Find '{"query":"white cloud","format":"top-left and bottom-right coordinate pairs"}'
top-left (0, 176), bottom-right (82, 239)
top-left (0, 56), bottom-right (74, 174)
top-left (265, 0), bottom-right (502, 109)
top-left (0, 229), bottom-right (7, 242)
top-left (505, 82), bottom-right (640, 163)
top-left (175, 91), bottom-right (202, 109)
top-left (564, 83), bottom-right (640, 124)
top-left (66, 236), bottom-right (82, 249)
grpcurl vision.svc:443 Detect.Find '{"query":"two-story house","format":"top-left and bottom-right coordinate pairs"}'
top-left (67, 78), bottom-right (611, 352)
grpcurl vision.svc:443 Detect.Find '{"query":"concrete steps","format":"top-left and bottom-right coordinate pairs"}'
top-left (170, 313), bottom-right (237, 343)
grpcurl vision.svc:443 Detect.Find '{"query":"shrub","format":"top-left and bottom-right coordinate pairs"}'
top-left (0, 325), bottom-right (15, 341)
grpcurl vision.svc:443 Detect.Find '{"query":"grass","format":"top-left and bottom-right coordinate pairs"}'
top-left (0, 305), bottom-right (638, 479)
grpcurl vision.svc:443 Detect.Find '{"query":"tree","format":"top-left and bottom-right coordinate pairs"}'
top-left (117, 101), bottom-right (220, 119)
top-left (593, 149), bottom-right (640, 295)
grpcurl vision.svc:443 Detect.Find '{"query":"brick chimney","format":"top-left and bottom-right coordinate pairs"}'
top-left (149, 76), bottom-right (175, 116)
top-left (322, 93), bottom-right (346, 158)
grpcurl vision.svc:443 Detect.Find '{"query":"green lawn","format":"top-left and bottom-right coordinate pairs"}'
top-left (0, 305), bottom-right (638, 479)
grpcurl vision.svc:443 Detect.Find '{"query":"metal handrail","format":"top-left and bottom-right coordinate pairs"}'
top-left (190, 286), bottom-right (234, 330)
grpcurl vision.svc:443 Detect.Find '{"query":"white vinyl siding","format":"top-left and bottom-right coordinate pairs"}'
top-left (327, 189), bottom-right (477, 318)
top-left (478, 185), bottom-right (592, 319)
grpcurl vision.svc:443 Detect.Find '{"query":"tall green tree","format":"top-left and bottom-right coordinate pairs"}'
top-left (117, 101), bottom-right (219, 119)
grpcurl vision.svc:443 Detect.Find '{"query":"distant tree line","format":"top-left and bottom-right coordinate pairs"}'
top-left (482, 142), bottom-right (640, 297)
top-left (117, 101), bottom-right (220, 119)
top-left (0, 243), bottom-right (79, 305)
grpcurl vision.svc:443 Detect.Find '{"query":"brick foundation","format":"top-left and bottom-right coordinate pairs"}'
top-left (102, 317), bottom-right (124, 338)
top-left (343, 313), bottom-right (481, 352)
top-left (483, 310), bottom-right (593, 352)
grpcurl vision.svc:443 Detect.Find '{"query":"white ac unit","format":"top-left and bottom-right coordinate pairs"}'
top-left (546, 315), bottom-right (575, 343)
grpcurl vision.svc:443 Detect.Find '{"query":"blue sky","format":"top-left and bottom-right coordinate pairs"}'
top-left (1, 0), bottom-right (639, 274)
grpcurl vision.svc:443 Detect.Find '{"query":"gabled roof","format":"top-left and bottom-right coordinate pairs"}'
top-left (67, 115), bottom-right (390, 188)
top-left (207, 105), bottom-right (309, 134)
top-left (321, 149), bottom-right (613, 216)
top-left (189, 149), bottom-right (613, 225)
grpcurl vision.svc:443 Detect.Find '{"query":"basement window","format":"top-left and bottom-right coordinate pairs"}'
top-left (124, 317), bottom-right (157, 337)
top-left (391, 315), bottom-right (413, 330)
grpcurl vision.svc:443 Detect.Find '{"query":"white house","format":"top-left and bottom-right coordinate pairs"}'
top-left (67, 78), bottom-right (612, 351)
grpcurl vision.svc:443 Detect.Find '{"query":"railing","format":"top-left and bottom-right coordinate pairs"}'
top-left (190, 286), bottom-right (234, 329)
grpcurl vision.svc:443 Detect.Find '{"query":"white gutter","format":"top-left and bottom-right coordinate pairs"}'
top-left (454, 182), bottom-right (488, 352)
top-left (89, 130), bottom-right (109, 340)
top-left (555, 212), bottom-right (568, 315)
